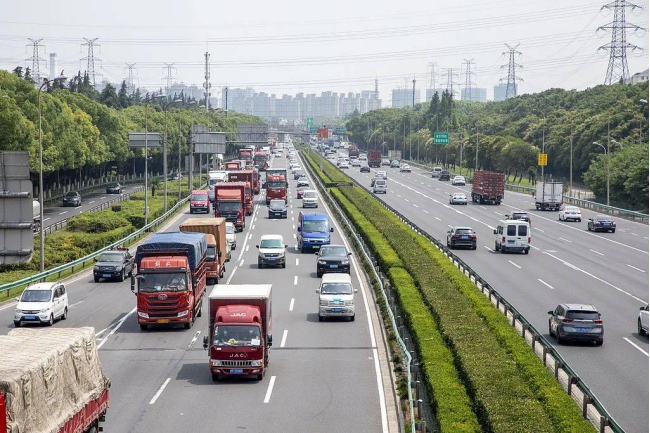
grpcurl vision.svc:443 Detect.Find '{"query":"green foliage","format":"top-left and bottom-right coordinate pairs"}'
top-left (66, 210), bottom-right (131, 233)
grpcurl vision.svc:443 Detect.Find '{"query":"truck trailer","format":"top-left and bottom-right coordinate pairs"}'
top-left (228, 170), bottom-right (259, 195)
top-left (471, 171), bottom-right (505, 205)
top-left (535, 182), bottom-right (563, 211)
top-left (179, 218), bottom-right (228, 284)
top-left (0, 327), bottom-right (110, 433)
top-left (368, 150), bottom-right (382, 168)
top-left (203, 284), bottom-right (272, 382)
top-left (132, 232), bottom-right (207, 330)
top-left (214, 184), bottom-right (246, 231)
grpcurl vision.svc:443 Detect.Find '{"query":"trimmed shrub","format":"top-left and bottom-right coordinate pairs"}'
top-left (67, 210), bottom-right (130, 233)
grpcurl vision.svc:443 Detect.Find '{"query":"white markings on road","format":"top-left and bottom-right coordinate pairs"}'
top-left (59, 211), bottom-right (67, 215)
top-left (404, 198), bottom-right (410, 203)
top-left (413, 204), bottom-right (419, 208)
top-left (434, 216), bottom-right (441, 221)
top-left (97, 307), bottom-right (136, 349)
top-left (508, 260), bottom-right (521, 269)
top-left (251, 224), bottom-right (255, 230)
top-left (248, 233), bottom-right (253, 240)
top-left (397, 194), bottom-right (402, 198)
top-left (89, 201), bottom-right (95, 204)
top-left (530, 245), bottom-right (541, 251)
top-left (538, 279), bottom-right (554, 289)
top-left (189, 331), bottom-right (201, 348)
top-left (493, 211), bottom-right (501, 216)
top-left (43, 217), bottom-right (50, 221)
top-left (149, 378), bottom-right (171, 405)
top-left (239, 259), bottom-right (244, 267)
top-left (289, 298), bottom-right (295, 311)
top-left (0, 300), bottom-right (18, 311)
top-left (631, 233), bottom-right (640, 237)
top-left (246, 245), bottom-right (250, 252)
top-left (589, 249), bottom-right (604, 256)
top-left (624, 337), bottom-right (649, 356)
top-left (293, 233), bottom-right (297, 239)
top-left (422, 209), bottom-right (429, 214)
top-left (558, 237), bottom-right (572, 243)
top-left (534, 227), bottom-right (545, 233)
top-left (626, 264), bottom-right (646, 273)
top-left (292, 224), bottom-right (295, 230)
top-left (484, 246), bottom-right (494, 252)
top-left (295, 258), bottom-right (299, 266)
top-left (280, 329), bottom-right (288, 348)
top-left (291, 216), bottom-right (295, 221)
top-left (447, 224), bottom-right (453, 228)
top-left (479, 206), bottom-right (487, 210)
top-left (68, 300), bottom-right (84, 308)
top-left (293, 276), bottom-right (298, 285)
top-left (263, 376), bottom-right (277, 403)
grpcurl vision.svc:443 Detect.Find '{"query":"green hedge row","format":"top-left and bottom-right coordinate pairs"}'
top-left (305, 149), bottom-right (350, 183)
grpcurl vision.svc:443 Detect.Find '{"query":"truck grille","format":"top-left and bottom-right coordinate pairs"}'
top-left (144, 294), bottom-right (184, 316)
top-left (222, 360), bottom-right (253, 367)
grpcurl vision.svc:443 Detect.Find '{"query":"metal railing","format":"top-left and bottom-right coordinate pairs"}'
top-left (404, 159), bottom-right (648, 224)
top-left (328, 154), bottom-right (624, 433)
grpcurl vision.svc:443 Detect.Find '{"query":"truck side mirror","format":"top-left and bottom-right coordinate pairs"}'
top-left (314, 252), bottom-right (319, 255)
top-left (256, 245), bottom-right (259, 248)
top-left (315, 288), bottom-right (320, 293)
top-left (285, 245), bottom-right (288, 248)
top-left (203, 335), bottom-right (208, 349)
top-left (130, 275), bottom-right (136, 293)
top-left (218, 251), bottom-right (222, 258)
top-left (268, 334), bottom-right (272, 346)
top-left (297, 226), bottom-right (301, 232)
top-left (547, 311), bottom-right (554, 315)
top-left (330, 227), bottom-right (334, 232)
top-left (94, 257), bottom-right (99, 262)
top-left (192, 275), bottom-right (198, 286)
top-left (493, 230), bottom-right (497, 234)
top-left (354, 289), bottom-right (358, 293)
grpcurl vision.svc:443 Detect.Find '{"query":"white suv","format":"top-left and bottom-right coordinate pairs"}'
top-left (256, 234), bottom-right (287, 268)
top-left (14, 282), bottom-right (69, 327)
top-left (317, 274), bottom-right (357, 322)
top-left (639, 305), bottom-right (649, 336)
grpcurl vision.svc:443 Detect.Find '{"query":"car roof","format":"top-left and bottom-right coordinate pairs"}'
top-left (321, 273), bottom-right (353, 284)
top-left (25, 282), bottom-right (58, 291)
top-left (561, 303), bottom-right (598, 311)
top-left (260, 234), bottom-right (284, 241)
top-left (303, 189), bottom-right (317, 193)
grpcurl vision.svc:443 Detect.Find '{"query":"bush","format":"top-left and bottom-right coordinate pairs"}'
top-left (66, 210), bottom-right (130, 233)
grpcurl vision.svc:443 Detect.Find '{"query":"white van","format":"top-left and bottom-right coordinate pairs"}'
top-left (494, 220), bottom-right (531, 254)
top-left (14, 282), bottom-right (69, 327)
top-left (317, 274), bottom-right (357, 321)
top-left (431, 167), bottom-right (443, 178)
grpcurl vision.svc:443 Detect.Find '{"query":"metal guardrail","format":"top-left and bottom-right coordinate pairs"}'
top-left (327, 154), bottom-right (624, 433)
top-left (0, 192), bottom-right (192, 299)
top-left (404, 160), bottom-right (648, 224)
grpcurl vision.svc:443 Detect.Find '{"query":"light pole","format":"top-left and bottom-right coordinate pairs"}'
top-left (38, 74), bottom-right (67, 273)
top-left (593, 141), bottom-right (610, 206)
top-left (142, 95), bottom-right (161, 226)
top-left (162, 99), bottom-right (182, 212)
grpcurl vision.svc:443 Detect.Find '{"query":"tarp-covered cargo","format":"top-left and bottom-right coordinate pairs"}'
top-left (0, 327), bottom-right (110, 433)
top-left (135, 231), bottom-right (207, 270)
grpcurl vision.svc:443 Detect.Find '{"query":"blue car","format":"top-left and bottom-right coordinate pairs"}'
top-left (297, 212), bottom-right (333, 253)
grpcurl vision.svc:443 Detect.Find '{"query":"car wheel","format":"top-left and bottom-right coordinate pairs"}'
top-left (494, 242), bottom-right (499, 252)
top-left (282, 262), bottom-right (286, 269)
top-left (61, 307), bottom-right (68, 320)
top-left (317, 271), bottom-right (322, 278)
top-left (638, 319), bottom-right (646, 336)
top-left (139, 324), bottom-right (148, 331)
top-left (524, 248), bottom-right (529, 255)
top-left (183, 321), bottom-right (192, 330)
top-left (256, 374), bottom-right (264, 381)
top-left (595, 339), bottom-right (603, 346)
top-left (48, 314), bottom-right (54, 327)
top-left (556, 333), bottom-right (563, 344)
top-left (548, 322), bottom-right (554, 337)
top-left (13, 321), bottom-right (20, 328)
top-left (558, 215), bottom-right (561, 221)
top-left (472, 244), bottom-right (477, 250)
top-left (94, 276), bottom-right (99, 283)
top-left (611, 229), bottom-right (615, 233)
top-left (118, 270), bottom-right (125, 282)
top-left (500, 246), bottom-right (507, 254)
top-left (258, 262), bottom-right (263, 269)
top-left (318, 315), bottom-right (324, 322)
top-left (212, 373), bottom-right (220, 382)
top-left (350, 315), bottom-right (355, 322)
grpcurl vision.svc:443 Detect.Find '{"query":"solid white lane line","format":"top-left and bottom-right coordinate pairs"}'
top-left (627, 264), bottom-right (646, 273)
top-left (631, 233), bottom-right (639, 237)
top-left (508, 260), bottom-right (521, 269)
top-left (589, 249), bottom-right (604, 256)
top-left (293, 276), bottom-right (298, 285)
top-left (43, 217), bottom-right (50, 221)
top-left (289, 298), bottom-right (295, 311)
top-left (149, 378), bottom-right (171, 405)
top-left (246, 245), bottom-right (250, 252)
top-left (263, 376), bottom-right (277, 403)
top-left (97, 307), bottom-right (136, 349)
top-left (530, 245), bottom-right (541, 251)
top-left (280, 329), bottom-right (288, 348)
top-left (295, 258), bottom-right (299, 266)
top-left (68, 300), bottom-right (84, 308)
top-left (538, 279), bottom-right (554, 289)
top-left (189, 330), bottom-right (201, 348)
top-left (0, 301), bottom-right (18, 311)
top-left (239, 259), bottom-right (244, 267)
top-left (558, 237), bottom-right (572, 243)
top-left (59, 211), bottom-right (67, 215)
top-left (89, 201), bottom-right (95, 204)
top-left (624, 338), bottom-right (649, 356)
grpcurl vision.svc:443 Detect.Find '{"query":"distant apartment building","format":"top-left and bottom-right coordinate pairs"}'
top-left (392, 88), bottom-right (420, 108)
top-left (630, 69), bottom-right (649, 85)
top-left (461, 87), bottom-right (487, 102)
top-left (493, 83), bottom-right (518, 102)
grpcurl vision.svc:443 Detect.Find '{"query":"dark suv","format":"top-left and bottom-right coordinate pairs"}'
top-left (268, 199), bottom-right (287, 219)
top-left (62, 191), bottom-right (81, 207)
top-left (446, 227), bottom-right (477, 250)
top-left (548, 304), bottom-right (603, 345)
top-left (439, 171), bottom-right (451, 181)
top-left (316, 245), bottom-right (352, 277)
top-left (93, 249), bottom-right (135, 282)
top-left (106, 183), bottom-right (122, 194)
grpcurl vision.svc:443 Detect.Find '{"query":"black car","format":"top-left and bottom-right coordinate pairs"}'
top-left (168, 172), bottom-right (183, 181)
top-left (508, 212), bottom-right (531, 225)
top-left (93, 249), bottom-right (134, 282)
top-left (587, 215), bottom-right (616, 233)
top-left (446, 227), bottom-right (477, 250)
top-left (439, 170), bottom-right (451, 181)
top-left (316, 245), bottom-right (352, 277)
top-left (62, 191), bottom-right (81, 207)
top-left (548, 303), bottom-right (604, 345)
top-left (360, 165), bottom-right (370, 173)
top-left (268, 199), bottom-right (288, 219)
top-left (106, 183), bottom-right (122, 194)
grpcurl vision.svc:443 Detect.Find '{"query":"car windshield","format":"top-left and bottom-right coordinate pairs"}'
top-left (270, 201), bottom-right (285, 210)
top-left (214, 325), bottom-right (261, 346)
top-left (303, 191), bottom-right (317, 198)
top-left (218, 202), bottom-right (242, 213)
top-left (321, 246), bottom-right (347, 257)
top-left (321, 283), bottom-right (353, 295)
top-left (260, 239), bottom-right (283, 249)
top-left (595, 215), bottom-right (612, 221)
top-left (376, 181), bottom-right (386, 186)
top-left (566, 310), bottom-right (600, 320)
top-left (98, 253), bottom-right (123, 262)
top-left (191, 193), bottom-right (208, 201)
top-left (139, 272), bottom-right (188, 292)
top-left (267, 181), bottom-right (285, 188)
top-left (225, 224), bottom-right (235, 234)
top-left (108, 183), bottom-right (118, 188)
top-left (21, 289), bottom-right (52, 302)
top-left (65, 192), bottom-right (78, 198)
top-left (455, 229), bottom-right (473, 234)
top-left (302, 220), bottom-right (329, 232)
top-left (565, 207), bottom-right (579, 212)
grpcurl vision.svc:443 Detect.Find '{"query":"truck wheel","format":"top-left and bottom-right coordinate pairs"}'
top-left (494, 242), bottom-right (499, 252)
top-left (184, 322), bottom-right (192, 329)
top-left (140, 324), bottom-right (148, 331)
top-left (212, 373), bottom-right (220, 382)
top-left (88, 427), bottom-right (98, 433)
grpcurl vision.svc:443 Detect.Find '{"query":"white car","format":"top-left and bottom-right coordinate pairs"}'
top-left (449, 192), bottom-right (468, 205)
top-left (297, 178), bottom-right (310, 188)
top-left (558, 205), bottom-right (582, 222)
top-left (256, 234), bottom-right (287, 269)
top-left (359, 154), bottom-right (368, 161)
top-left (14, 282), bottom-right (69, 327)
top-left (400, 164), bottom-right (411, 173)
top-left (317, 273), bottom-right (357, 322)
top-left (376, 170), bottom-right (387, 179)
top-left (431, 167), bottom-right (443, 178)
top-left (451, 176), bottom-right (466, 186)
top-left (225, 222), bottom-right (237, 250)
top-left (639, 305), bottom-right (649, 336)
top-left (302, 190), bottom-right (319, 208)
top-left (373, 179), bottom-right (387, 194)
top-left (351, 159), bottom-right (361, 167)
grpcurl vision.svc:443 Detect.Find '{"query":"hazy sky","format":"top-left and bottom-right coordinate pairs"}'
top-left (1, 0), bottom-right (648, 102)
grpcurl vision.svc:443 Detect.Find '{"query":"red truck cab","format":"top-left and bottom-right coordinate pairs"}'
top-left (254, 152), bottom-right (269, 171)
top-left (204, 284), bottom-right (272, 382)
top-left (214, 184), bottom-right (246, 231)
top-left (238, 148), bottom-right (253, 163)
top-left (132, 232), bottom-right (207, 330)
top-left (190, 189), bottom-right (210, 214)
top-left (222, 181), bottom-right (253, 215)
top-left (265, 174), bottom-right (287, 205)
top-left (225, 161), bottom-right (242, 171)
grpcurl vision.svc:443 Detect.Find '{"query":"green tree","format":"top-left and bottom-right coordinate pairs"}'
top-left (117, 81), bottom-right (131, 108)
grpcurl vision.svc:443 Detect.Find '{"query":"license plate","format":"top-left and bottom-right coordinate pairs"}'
top-left (329, 265), bottom-right (338, 268)
top-left (103, 274), bottom-right (112, 278)
top-left (157, 319), bottom-right (170, 324)
top-left (24, 315), bottom-right (36, 320)
top-left (332, 308), bottom-right (343, 313)
top-left (461, 236), bottom-right (468, 239)
top-left (231, 369), bottom-right (244, 374)
top-left (576, 327), bottom-right (589, 332)
top-left (268, 257), bottom-right (276, 261)
top-left (507, 240), bottom-right (515, 244)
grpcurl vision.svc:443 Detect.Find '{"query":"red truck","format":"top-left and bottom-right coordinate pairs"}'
top-left (132, 231), bottom-right (208, 330)
top-left (254, 151), bottom-right (269, 171)
top-left (203, 284), bottom-right (272, 382)
top-left (368, 150), bottom-right (382, 168)
top-left (228, 170), bottom-right (259, 196)
top-left (225, 161), bottom-right (243, 171)
top-left (190, 189), bottom-right (210, 214)
top-left (265, 173), bottom-right (287, 204)
top-left (348, 144), bottom-right (360, 158)
top-left (238, 148), bottom-right (253, 162)
top-left (1, 328), bottom-right (110, 433)
top-left (214, 184), bottom-right (246, 231)
top-left (221, 181), bottom-right (253, 216)
top-left (471, 170), bottom-right (505, 205)
top-left (180, 218), bottom-right (228, 284)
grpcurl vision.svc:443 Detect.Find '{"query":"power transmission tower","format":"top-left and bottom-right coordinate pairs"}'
top-left (598, 0), bottom-right (645, 85)
top-left (26, 38), bottom-right (46, 84)
top-left (124, 63), bottom-right (138, 95)
top-left (427, 62), bottom-right (438, 92)
top-left (204, 51), bottom-right (211, 112)
top-left (500, 43), bottom-right (523, 99)
top-left (81, 38), bottom-right (101, 86)
top-left (443, 68), bottom-right (459, 99)
top-left (374, 77), bottom-right (379, 100)
top-left (462, 59), bottom-right (476, 101)
top-left (162, 63), bottom-right (177, 95)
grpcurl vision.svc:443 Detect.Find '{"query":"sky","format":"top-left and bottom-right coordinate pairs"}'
top-left (1, 0), bottom-right (648, 102)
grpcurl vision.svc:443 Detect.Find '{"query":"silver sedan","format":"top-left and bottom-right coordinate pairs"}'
top-left (449, 192), bottom-right (468, 205)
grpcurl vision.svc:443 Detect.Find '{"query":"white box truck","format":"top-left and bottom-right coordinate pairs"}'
top-left (535, 182), bottom-right (563, 211)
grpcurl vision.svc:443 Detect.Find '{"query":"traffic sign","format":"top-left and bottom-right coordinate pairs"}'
top-left (307, 118), bottom-right (313, 127)
top-left (309, 126), bottom-right (318, 134)
top-left (434, 132), bottom-right (449, 145)
top-left (334, 127), bottom-right (347, 135)
top-left (538, 153), bottom-right (547, 166)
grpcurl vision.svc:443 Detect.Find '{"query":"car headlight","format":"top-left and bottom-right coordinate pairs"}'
top-left (319, 300), bottom-right (328, 306)
top-left (345, 300), bottom-right (355, 306)
top-left (15, 309), bottom-right (21, 314)
top-left (39, 308), bottom-right (50, 313)
top-left (251, 360), bottom-right (262, 367)
top-left (317, 260), bottom-right (326, 265)
top-left (137, 311), bottom-right (149, 319)
top-left (341, 260), bottom-right (349, 265)
top-left (211, 360), bottom-right (222, 367)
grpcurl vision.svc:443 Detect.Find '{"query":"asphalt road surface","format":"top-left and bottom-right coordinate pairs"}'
top-left (338, 155), bottom-right (648, 433)
top-left (2, 152), bottom-right (396, 433)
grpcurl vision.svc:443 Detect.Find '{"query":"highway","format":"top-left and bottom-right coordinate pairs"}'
top-left (1, 151), bottom-right (397, 432)
top-left (337, 155), bottom-right (649, 433)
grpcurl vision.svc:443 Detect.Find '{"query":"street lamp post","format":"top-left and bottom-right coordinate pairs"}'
top-left (162, 99), bottom-right (182, 212)
top-left (475, 125), bottom-right (479, 172)
top-left (38, 74), bottom-right (67, 273)
top-left (593, 141), bottom-right (609, 206)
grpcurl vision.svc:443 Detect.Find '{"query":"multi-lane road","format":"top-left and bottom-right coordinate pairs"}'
top-left (338, 155), bottom-right (649, 433)
top-left (1, 152), bottom-right (398, 432)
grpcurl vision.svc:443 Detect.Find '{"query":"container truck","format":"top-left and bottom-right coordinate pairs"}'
top-left (265, 173), bottom-right (287, 204)
top-left (348, 144), bottom-right (360, 158)
top-left (189, 189), bottom-right (210, 214)
top-left (179, 218), bottom-right (227, 284)
top-left (535, 182), bottom-right (563, 211)
top-left (238, 148), bottom-right (253, 162)
top-left (471, 170), bottom-right (505, 205)
top-left (221, 181), bottom-right (253, 216)
top-left (214, 184), bottom-right (246, 232)
top-left (228, 170), bottom-right (258, 196)
top-left (203, 284), bottom-right (272, 382)
top-left (132, 232), bottom-right (207, 330)
top-left (368, 150), bottom-right (382, 168)
top-left (225, 161), bottom-right (244, 171)
top-left (266, 168), bottom-right (288, 188)
top-left (0, 327), bottom-right (110, 433)
top-left (388, 149), bottom-right (402, 161)
top-left (253, 151), bottom-right (269, 171)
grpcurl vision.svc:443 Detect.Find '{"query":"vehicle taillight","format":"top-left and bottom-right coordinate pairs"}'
top-left (452, 235), bottom-right (460, 238)
top-left (470, 235), bottom-right (476, 239)
top-left (502, 236), bottom-right (506, 243)
top-left (593, 319), bottom-right (603, 324)
top-left (562, 318), bottom-right (573, 323)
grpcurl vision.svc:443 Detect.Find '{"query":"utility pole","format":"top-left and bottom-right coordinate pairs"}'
top-left (162, 63), bottom-right (176, 95)
top-left (475, 125), bottom-right (479, 172)
top-left (224, 87), bottom-right (229, 117)
top-left (462, 59), bottom-right (476, 101)
top-left (598, 0), bottom-right (644, 85)
top-left (570, 123), bottom-right (574, 196)
top-left (204, 51), bottom-right (211, 112)
top-left (443, 68), bottom-right (459, 99)
top-left (427, 62), bottom-right (438, 97)
top-left (500, 43), bottom-right (523, 99)
top-left (81, 38), bottom-right (101, 87)
top-left (26, 38), bottom-right (46, 85)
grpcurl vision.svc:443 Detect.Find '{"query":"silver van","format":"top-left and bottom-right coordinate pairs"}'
top-left (494, 220), bottom-right (531, 254)
top-left (373, 179), bottom-right (387, 194)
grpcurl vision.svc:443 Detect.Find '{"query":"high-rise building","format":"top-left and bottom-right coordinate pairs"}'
top-left (49, 53), bottom-right (57, 79)
top-left (392, 88), bottom-right (420, 108)
top-left (461, 87), bottom-right (487, 102)
top-left (425, 88), bottom-right (447, 102)
top-left (493, 83), bottom-right (517, 102)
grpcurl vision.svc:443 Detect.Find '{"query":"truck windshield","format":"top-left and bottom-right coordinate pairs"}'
top-left (302, 220), bottom-right (328, 233)
top-left (218, 202), bottom-right (242, 213)
top-left (267, 181), bottom-right (285, 188)
top-left (214, 325), bottom-right (261, 346)
top-left (206, 246), bottom-right (216, 262)
top-left (139, 273), bottom-right (188, 292)
top-left (191, 193), bottom-right (208, 201)
top-left (321, 283), bottom-right (353, 295)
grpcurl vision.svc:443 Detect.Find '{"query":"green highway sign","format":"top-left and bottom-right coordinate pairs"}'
top-left (307, 118), bottom-right (314, 127)
top-left (434, 132), bottom-right (449, 145)
top-left (309, 126), bottom-right (318, 134)
top-left (334, 127), bottom-right (347, 135)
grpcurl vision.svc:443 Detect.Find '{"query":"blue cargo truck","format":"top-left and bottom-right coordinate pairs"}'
top-left (297, 212), bottom-right (333, 253)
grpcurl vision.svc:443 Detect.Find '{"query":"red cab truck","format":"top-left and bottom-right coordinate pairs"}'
top-left (179, 217), bottom-right (228, 284)
top-left (221, 181), bottom-right (253, 216)
top-left (265, 173), bottom-right (287, 204)
top-left (190, 189), bottom-right (210, 214)
top-left (471, 170), bottom-right (505, 205)
top-left (238, 148), bottom-right (253, 162)
top-left (225, 161), bottom-right (243, 171)
top-left (203, 284), bottom-right (272, 382)
top-left (214, 184), bottom-right (246, 231)
top-left (368, 150), bottom-right (382, 167)
top-left (254, 151), bottom-right (269, 171)
top-left (0, 328), bottom-right (110, 433)
top-left (132, 231), bottom-right (208, 330)
top-left (228, 170), bottom-right (259, 196)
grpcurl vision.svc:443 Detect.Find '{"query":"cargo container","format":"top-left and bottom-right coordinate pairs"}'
top-left (220, 181), bottom-right (253, 216)
top-left (535, 182), bottom-right (563, 211)
top-left (471, 171), bottom-right (505, 204)
top-left (214, 184), bottom-right (246, 231)
top-left (179, 218), bottom-right (227, 284)
top-left (368, 150), bottom-right (382, 168)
